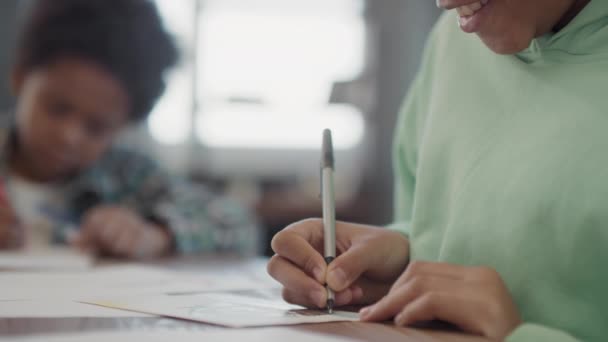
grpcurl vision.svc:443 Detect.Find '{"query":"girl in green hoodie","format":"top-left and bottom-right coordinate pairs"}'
top-left (268, 0), bottom-right (606, 341)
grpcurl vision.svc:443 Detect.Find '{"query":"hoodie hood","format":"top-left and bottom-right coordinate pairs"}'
top-left (517, 0), bottom-right (608, 63)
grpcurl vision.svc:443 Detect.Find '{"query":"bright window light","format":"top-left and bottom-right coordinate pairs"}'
top-left (148, 70), bottom-right (192, 145)
top-left (151, 0), bottom-right (367, 150)
top-left (199, 1), bottom-right (365, 105)
top-left (196, 0), bottom-right (366, 149)
top-left (148, 0), bottom-right (195, 145)
top-left (153, 0), bottom-right (196, 42)
top-left (196, 104), bottom-right (364, 150)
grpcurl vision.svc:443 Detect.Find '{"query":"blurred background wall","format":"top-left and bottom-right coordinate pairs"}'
top-left (0, 1), bottom-right (20, 109)
top-left (0, 0), bottom-right (440, 255)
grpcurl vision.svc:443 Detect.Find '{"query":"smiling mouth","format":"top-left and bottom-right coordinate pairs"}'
top-left (453, 0), bottom-right (491, 33)
top-left (455, 0), bottom-right (489, 17)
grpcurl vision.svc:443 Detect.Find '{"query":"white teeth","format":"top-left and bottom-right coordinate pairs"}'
top-left (456, 1), bottom-right (485, 17)
top-left (457, 5), bottom-right (473, 16)
top-left (468, 2), bottom-right (482, 11)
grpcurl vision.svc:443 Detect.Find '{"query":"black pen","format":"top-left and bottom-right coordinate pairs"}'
top-left (321, 129), bottom-right (336, 314)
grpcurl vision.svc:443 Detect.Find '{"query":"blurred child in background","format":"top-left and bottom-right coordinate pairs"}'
top-left (0, 0), bottom-right (259, 258)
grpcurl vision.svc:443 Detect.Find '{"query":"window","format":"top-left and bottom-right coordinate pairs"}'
top-left (151, 0), bottom-right (366, 151)
top-left (148, 0), bottom-right (196, 145)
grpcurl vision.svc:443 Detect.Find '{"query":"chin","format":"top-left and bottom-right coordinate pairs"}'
top-left (477, 32), bottom-right (534, 55)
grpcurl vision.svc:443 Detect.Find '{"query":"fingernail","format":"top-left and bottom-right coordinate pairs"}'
top-left (359, 305), bottom-right (374, 320)
top-left (395, 313), bottom-right (406, 326)
top-left (312, 267), bottom-right (324, 282)
top-left (310, 290), bottom-right (325, 308)
top-left (436, 0), bottom-right (442, 8)
top-left (328, 268), bottom-right (347, 288)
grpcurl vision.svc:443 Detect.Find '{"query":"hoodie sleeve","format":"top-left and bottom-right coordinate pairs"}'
top-left (507, 324), bottom-right (582, 342)
top-left (388, 20), bottom-right (441, 237)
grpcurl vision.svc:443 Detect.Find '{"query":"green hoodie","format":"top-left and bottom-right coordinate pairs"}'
top-left (390, 2), bottom-right (608, 341)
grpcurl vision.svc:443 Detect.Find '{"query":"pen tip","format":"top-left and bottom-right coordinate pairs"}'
top-left (327, 299), bottom-right (334, 314)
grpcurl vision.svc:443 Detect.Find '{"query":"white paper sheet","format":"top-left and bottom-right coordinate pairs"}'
top-left (1, 265), bottom-right (279, 301)
top-left (85, 289), bottom-right (360, 327)
top-left (1, 329), bottom-right (356, 342)
top-left (0, 299), bottom-right (150, 318)
top-left (0, 263), bottom-right (280, 318)
top-left (0, 248), bottom-right (93, 271)
top-left (0, 265), bottom-right (197, 318)
top-left (0, 265), bottom-right (204, 301)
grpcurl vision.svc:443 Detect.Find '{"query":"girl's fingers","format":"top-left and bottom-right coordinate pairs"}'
top-left (113, 227), bottom-right (138, 256)
top-left (267, 255), bottom-right (328, 308)
top-left (271, 220), bottom-right (327, 283)
top-left (327, 230), bottom-right (409, 292)
top-left (98, 220), bottom-right (122, 248)
top-left (282, 285), bottom-right (362, 310)
top-left (394, 292), bottom-right (485, 337)
top-left (348, 277), bottom-right (392, 306)
top-left (392, 261), bottom-right (467, 290)
top-left (360, 275), bottom-right (465, 322)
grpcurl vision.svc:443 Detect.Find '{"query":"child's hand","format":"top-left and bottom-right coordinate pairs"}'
top-left (360, 261), bottom-right (522, 340)
top-left (0, 205), bottom-right (23, 249)
top-left (74, 205), bottom-right (172, 259)
top-left (267, 219), bottom-right (410, 309)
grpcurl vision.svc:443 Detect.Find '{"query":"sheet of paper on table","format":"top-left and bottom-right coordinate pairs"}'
top-left (0, 329), bottom-right (356, 342)
top-left (0, 263), bottom-right (279, 318)
top-left (0, 248), bottom-right (93, 271)
top-left (85, 288), bottom-right (360, 327)
top-left (0, 265), bottom-right (199, 301)
top-left (0, 265), bottom-right (192, 318)
top-left (0, 264), bottom-right (278, 301)
top-left (0, 299), bottom-right (151, 318)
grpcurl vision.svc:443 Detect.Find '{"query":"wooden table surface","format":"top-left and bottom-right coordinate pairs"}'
top-left (0, 255), bottom-right (493, 342)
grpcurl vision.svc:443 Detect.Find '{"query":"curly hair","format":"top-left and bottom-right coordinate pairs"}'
top-left (14, 0), bottom-right (178, 121)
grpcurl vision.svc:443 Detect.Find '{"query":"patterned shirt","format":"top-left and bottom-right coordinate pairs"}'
top-left (0, 121), bottom-right (260, 256)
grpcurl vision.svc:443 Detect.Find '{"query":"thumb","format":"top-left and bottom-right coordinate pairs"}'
top-left (327, 243), bottom-right (376, 292)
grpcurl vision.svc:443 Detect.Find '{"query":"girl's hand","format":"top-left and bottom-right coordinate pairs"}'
top-left (74, 205), bottom-right (173, 259)
top-left (267, 219), bottom-right (410, 309)
top-left (360, 261), bottom-right (522, 340)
